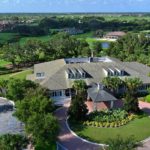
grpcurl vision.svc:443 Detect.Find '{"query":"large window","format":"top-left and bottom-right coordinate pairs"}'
top-left (36, 72), bottom-right (45, 78)
top-left (65, 89), bottom-right (70, 97)
top-left (52, 91), bottom-right (62, 97)
top-left (67, 68), bottom-right (86, 79)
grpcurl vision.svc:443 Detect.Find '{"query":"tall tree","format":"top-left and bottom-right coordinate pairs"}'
top-left (124, 78), bottom-right (142, 96)
top-left (102, 77), bottom-right (123, 94)
top-left (124, 77), bottom-right (142, 113)
top-left (15, 87), bottom-right (59, 148)
top-left (68, 95), bottom-right (88, 121)
top-left (72, 80), bottom-right (87, 98)
top-left (90, 41), bottom-right (102, 57)
top-left (68, 80), bottom-right (88, 121)
top-left (0, 134), bottom-right (29, 150)
top-left (6, 79), bottom-right (37, 102)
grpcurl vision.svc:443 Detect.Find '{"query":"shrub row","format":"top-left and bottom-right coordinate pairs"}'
top-left (88, 109), bottom-right (128, 123)
top-left (83, 114), bottom-right (136, 128)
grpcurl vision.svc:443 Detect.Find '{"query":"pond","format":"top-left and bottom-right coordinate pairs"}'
top-left (101, 42), bottom-right (110, 49)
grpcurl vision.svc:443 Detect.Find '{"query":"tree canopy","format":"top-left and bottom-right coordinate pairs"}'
top-left (105, 33), bottom-right (150, 65)
top-left (123, 77), bottom-right (142, 113)
top-left (14, 87), bottom-right (59, 147)
top-left (0, 134), bottom-right (29, 150)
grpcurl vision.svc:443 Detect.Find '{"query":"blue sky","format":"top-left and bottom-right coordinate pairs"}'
top-left (0, 0), bottom-right (150, 13)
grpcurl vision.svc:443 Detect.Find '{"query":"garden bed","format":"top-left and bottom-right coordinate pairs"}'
top-left (69, 114), bottom-right (150, 144)
top-left (83, 109), bottom-right (136, 128)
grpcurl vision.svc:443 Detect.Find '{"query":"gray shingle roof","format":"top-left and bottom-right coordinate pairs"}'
top-left (27, 57), bottom-right (150, 90)
top-left (0, 111), bottom-right (24, 135)
top-left (0, 98), bottom-right (24, 135)
top-left (87, 86), bottom-right (117, 102)
top-left (105, 31), bottom-right (126, 37)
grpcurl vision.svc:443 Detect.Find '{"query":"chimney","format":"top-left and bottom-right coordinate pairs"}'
top-left (89, 57), bottom-right (94, 63)
top-left (91, 50), bottom-right (94, 58)
top-left (97, 83), bottom-right (104, 90)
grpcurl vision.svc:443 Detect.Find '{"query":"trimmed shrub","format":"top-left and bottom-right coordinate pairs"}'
top-left (145, 95), bottom-right (150, 103)
top-left (83, 109), bottom-right (136, 128)
top-left (107, 135), bottom-right (136, 150)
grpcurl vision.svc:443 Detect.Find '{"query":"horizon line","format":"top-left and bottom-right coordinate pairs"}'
top-left (0, 12), bottom-right (150, 14)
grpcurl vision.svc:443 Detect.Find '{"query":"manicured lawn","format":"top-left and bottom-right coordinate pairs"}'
top-left (0, 60), bottom-right (11, 67)
top-left (70, 116), bottom-right (150, 144)
top-left (0, 69), bottom-right (32, 80)
top-left (19, 35), bottom-right (52, 45)
top-left (0, 33), bottom-right (20, 44)
top-left (86, 37), bottom-right (97, 44)
top-left (73, 31), bottom-right (94, 39)
top-left (104, 15), bottom-right (150, 21)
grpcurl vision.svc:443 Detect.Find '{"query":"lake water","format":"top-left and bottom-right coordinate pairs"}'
top-left (101, 42), bottom-right (110, 49)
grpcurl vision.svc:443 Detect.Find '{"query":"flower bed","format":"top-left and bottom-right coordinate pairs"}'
top-left (83, 109), bottom-right (136, 128)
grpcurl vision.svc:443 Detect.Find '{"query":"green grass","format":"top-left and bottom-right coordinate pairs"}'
top-left (0, 69), bottom-right (32, 80)
top-left (72, 31), bottom-right (94, 39)
top-left (70, 116), bottom-right (150, 144)
top-left (86, 37), bottom-right (97, 44)
top-left (104, 15), bottom-right (150, 21)
top-left (19, 32), bottom-right (95, 45)
top-left (0, 60), bottom-right (11, 68)
top-left (0, 33), bottom-right (20, 44)
top-left (19, 35), bottom-right (53, 45)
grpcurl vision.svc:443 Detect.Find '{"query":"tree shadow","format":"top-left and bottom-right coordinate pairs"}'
top-left (68, 120), bottom-right (87, 132)
top-left (141, 107), bottom-right (150, 115)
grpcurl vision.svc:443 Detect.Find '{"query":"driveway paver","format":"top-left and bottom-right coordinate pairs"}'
top-left (55, 101), bottom-right (150, 150)
top-left (54, 106), bottom-right (102, 150)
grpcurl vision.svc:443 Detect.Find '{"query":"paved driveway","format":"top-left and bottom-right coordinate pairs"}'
top-left (54, 105), bottom-right (102, 150)
top-left (55, 101), bottom-right (150, 150)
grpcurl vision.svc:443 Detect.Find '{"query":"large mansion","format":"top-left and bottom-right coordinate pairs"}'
top-left (27, 56), bottom-right (150, 108)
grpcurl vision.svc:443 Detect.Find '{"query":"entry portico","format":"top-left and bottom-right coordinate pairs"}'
top-left (87, 84), bottom-right (117, 111)
top-left (50, 89), bottom-right (72, 105)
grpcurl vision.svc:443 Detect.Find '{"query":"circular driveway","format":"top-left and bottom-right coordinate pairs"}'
top-left (54, 106), bottom-right (102, 150)
top-left (55, 101), bottom-right (150, 150)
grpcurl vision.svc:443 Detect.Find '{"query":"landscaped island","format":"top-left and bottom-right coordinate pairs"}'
top-left (67, 79), bottom-right (150, 149)
top-left (83, 109), bottom-right (135, 128)
top-left (70, 113), bottom-right (150, 144)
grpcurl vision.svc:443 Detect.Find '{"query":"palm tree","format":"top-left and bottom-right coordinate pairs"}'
top-left (124, 77), bottom-right (142, 113)
top-left (124, 77), bottom-right (142, 95)
top-left (102, 77), bottom-right (123, 94)
top-left (72, 80), bottom-right (87, 99)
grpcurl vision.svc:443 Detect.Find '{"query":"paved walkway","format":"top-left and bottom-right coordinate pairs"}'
top-left (54, 105), bottom-right (102, 150)
top-left (55, 101), bottom-right (150, 150)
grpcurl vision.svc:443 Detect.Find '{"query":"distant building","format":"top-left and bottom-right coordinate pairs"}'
top-left (145, 34), bottom-right (150, 38)
top-left (63, 27), bottom-right (84, 35)
top-left (104, 31), bottom-right (126, 40)
top-left (53, 27), bottom-right (83, 35)
top-left (0, 20), bottom-right (16, 32)
top-left (27, 56), bottom-right (150, 111)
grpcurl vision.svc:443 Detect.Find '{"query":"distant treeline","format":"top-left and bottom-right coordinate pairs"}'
top-left (1, 32), bottom-right (150, 68)
top-left (38, 16), bottom-right (150, 32)
top-left (4, 15), bottom-right (150, 37)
